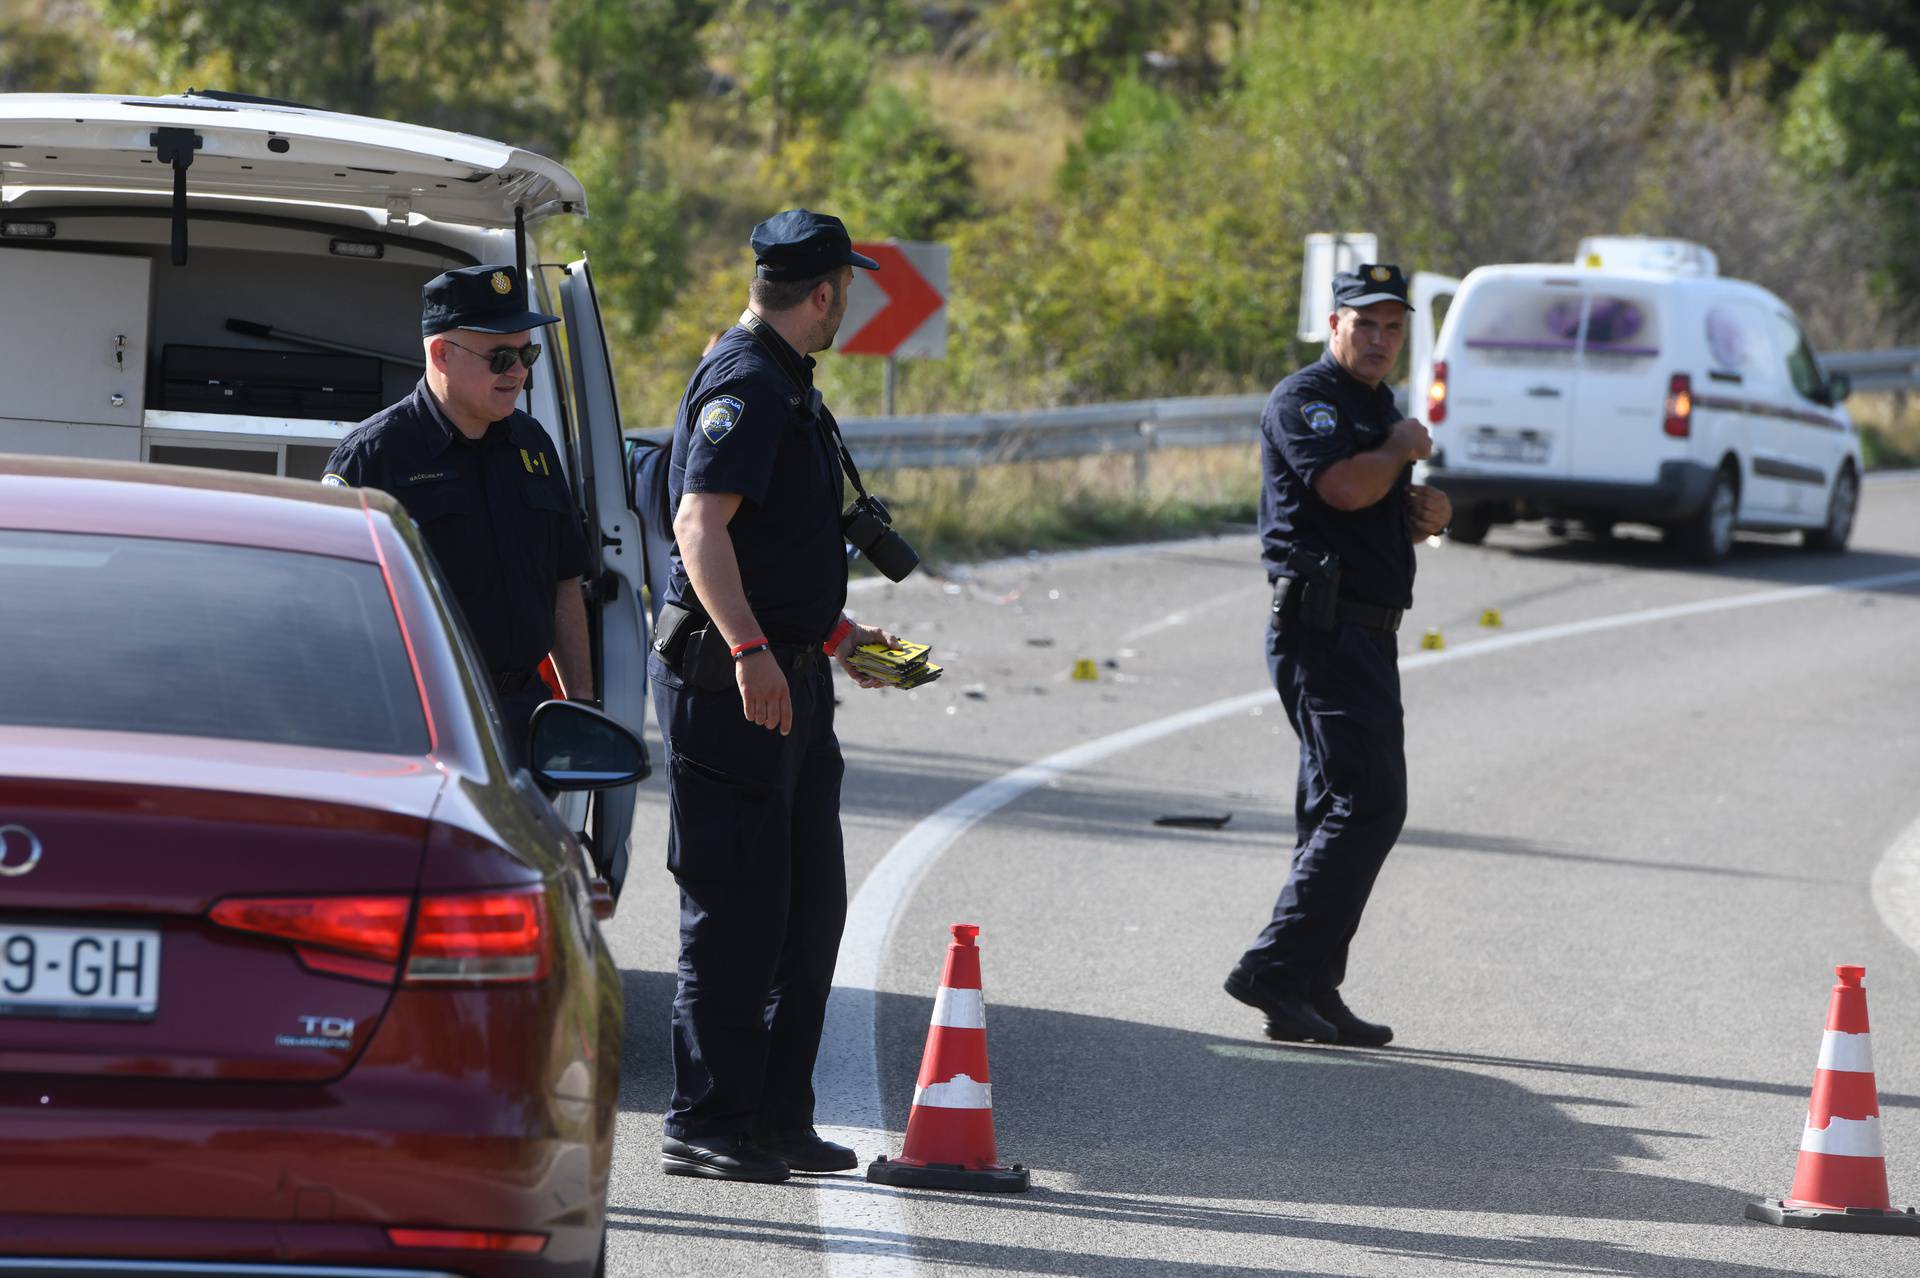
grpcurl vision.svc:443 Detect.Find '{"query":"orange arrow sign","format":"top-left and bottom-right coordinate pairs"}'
top-left (841, 242), bottom-right (946, 357)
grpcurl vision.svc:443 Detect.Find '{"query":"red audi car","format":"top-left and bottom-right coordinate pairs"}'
top-left (0, 458), bottom-right (646, 1276)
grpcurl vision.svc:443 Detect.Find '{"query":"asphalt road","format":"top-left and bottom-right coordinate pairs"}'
top-left (601, 474), bottom-right (1920, 1277)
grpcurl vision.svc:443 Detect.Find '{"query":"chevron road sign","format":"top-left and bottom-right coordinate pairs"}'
top-left (842, 240), bottom-right (949, 360)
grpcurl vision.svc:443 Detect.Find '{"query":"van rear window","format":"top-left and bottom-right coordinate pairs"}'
top-left (0, 530), bottom-right (429, 755)
top-left (1461, 283), bottom-right (1658, 360)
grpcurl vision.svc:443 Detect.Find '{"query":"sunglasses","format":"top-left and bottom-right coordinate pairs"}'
top-left (443, 338), bottom-right (543, 375)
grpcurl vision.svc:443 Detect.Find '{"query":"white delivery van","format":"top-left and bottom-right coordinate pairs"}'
top-left (0, 89), bottom-right (651, 899)
top-left (1415, 236), bottom-right (1862, 562)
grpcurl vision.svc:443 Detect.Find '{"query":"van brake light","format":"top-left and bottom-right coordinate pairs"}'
top-left (1663, 373), bottom-right (1692, 438)
top-left (1427, 360), bottom-right (1448, 425)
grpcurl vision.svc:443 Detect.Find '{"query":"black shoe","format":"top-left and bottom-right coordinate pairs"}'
top-left (1307, 990), bottom-right (1394, 1047)
top-left (751, 1126), bottom-right (859, 1174)
top-left (1224, 966), bottom-right (1337, 1042)
top-left (661, 1135), bottom-right (790, 1183)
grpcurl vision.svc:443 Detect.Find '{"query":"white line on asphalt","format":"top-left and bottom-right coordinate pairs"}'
top-left (816, 563), bottom-right (1920, 1275)
top-left (1871, 807), bottom-right (1920, 957)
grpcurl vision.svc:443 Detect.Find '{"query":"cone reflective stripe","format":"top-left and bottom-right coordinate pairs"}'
top-left (867, 924), bottom-right (1030, 1193)
top-left (1747, 965), bottom-right (1920, 1234)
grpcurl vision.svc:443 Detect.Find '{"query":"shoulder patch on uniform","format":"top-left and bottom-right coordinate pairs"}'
top-left (321, 472), bottom-right (349, 488)
top-left (1301, 401), bottom-right (1338, 436)
top-left (699, 395), bottom-right (747, 445)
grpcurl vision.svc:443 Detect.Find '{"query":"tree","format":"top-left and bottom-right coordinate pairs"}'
top-left (714, 0), bottom-right (918, 150)
top-left (829, 84), bottom-right (978, 239)
top-left (1, 0), bottom-right (97, 92)
top-left (1780, 33), bottom-right (1920, 194)
top-left (549, 0), bottom-right (715, 130)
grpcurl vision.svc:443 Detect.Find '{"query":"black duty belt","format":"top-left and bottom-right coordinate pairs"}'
top-left (493, 668), bottom-right (538, 695)
top-left (1336, 599), bottom-right (1403, 633)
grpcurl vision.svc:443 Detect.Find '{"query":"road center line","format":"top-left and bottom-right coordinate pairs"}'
top-left (815, 564), bottom-right (1920, 1275)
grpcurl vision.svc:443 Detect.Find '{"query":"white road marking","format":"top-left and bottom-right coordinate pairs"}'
top-left (1872, 808), bottom-right (1920, 957)
top-left (818, 563), bottom-right (1920, 1275)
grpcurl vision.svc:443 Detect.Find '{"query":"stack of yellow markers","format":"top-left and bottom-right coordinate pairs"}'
top-left (845, 640), bottom-right (944, 689)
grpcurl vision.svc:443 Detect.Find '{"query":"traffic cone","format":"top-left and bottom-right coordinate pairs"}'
top-left (1747, 964), bottom-right (1920, 1234)
top-left (867, 924), bottom-right (1030, 1193)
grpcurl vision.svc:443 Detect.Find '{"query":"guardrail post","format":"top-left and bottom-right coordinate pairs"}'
top-left (1134, 421), bottom-right (1156, 496)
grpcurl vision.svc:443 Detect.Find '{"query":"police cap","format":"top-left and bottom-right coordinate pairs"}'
top-left (421, 264), bottom-right (561, 337)
top-left (751, 209), bottom-right (881, 282)
top-left (1333, 263), bottom-right (1415, 312)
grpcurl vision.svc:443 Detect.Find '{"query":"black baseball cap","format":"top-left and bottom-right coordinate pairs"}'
top-left (1333, 263), bottom-right (1414, 311)
top-left (421, 264), bottom-right (560, 337)
top-left (751, 209), bottom-right (881, 282)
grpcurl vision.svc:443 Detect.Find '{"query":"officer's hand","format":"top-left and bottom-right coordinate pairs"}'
top-left (1390, 417), bottom-right (1433, 461)
top-left (833, 622), bottom-right (903, 691)
top-left (736, 651), bottom-right (793, 735)
top-left (1407, 484), bottom-right (1452, 537)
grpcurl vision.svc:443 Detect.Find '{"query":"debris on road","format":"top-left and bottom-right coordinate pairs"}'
top-left (1154, 813), bottom-right (1233, 830)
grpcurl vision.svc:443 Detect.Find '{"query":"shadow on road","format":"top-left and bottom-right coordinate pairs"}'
top-left (613, 969), bottom-right (1854, 1276)
top-left (1470, 527), bottom-right (1920, 598)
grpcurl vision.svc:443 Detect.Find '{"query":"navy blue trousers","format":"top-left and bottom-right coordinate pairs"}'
top-left (1240, 620), bottom-right (1408, 995)
top-left (651, 651), bottom-right (847, 1142)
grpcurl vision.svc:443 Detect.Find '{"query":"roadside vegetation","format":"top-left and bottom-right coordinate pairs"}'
top-left (7, 0), bottom-right (1919, 548)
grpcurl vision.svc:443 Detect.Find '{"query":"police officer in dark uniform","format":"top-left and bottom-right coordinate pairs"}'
top-left (651, 210), bottom-right (902, 1183)
top-left (323, 265), bottom-right (594, 758)
top-left (1224, 264), bottom-right (1451, 1047)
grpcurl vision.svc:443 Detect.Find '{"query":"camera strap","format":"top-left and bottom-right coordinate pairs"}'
top-left (738, 310), bottom-right (872, 503)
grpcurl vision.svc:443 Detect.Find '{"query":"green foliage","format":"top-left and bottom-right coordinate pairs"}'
top-left (715, 0), bottom-right (919, 149)
top-left (988, 0), bottom-right (1173, 94)
top-left (829, 84), bottom-right (979, 239)
top-left (1780, 33), bottom-right (1920, 193)
top-left (1061, 75), bottom-right (1184, 191)
top-left (1, 0), bottom-right (97, 91)
top-left (549, 0), bottom-right (716, 128)
top-left (547, 127), bottom-right (691, 340)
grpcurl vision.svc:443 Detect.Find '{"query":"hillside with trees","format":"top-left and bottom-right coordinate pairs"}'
top-left (4, 0), bottom-right (1916, 435)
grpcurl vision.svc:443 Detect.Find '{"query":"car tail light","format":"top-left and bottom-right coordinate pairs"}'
top-left (387, 1226), bottom-right (546, 1253)
top-left (209, 895), bottom-right (408, 982)
top-left (1427, 360), bottom-right (1448, 424)
top-left (403, 886), bottom-right (549, 984)
top-left (210, 886), bottom-right (548, 985)
top-left (1663, 372), bottom-right (1692, 438)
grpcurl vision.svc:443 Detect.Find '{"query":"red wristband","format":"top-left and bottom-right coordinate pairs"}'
top-left (823, 617), bottom-right (854, 655)
top-left (728, 636), bottom-right (770, 658)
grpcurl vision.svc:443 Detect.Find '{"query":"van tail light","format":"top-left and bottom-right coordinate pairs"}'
top-left (210, 886), bottom-right (548, 985)
top-left (1427, 360), bottom-right (1448, 425)
top-left (404, 886), bottom-right (549, 984)
top-left (1663, 372), bottom-right (1692, 438)
top-left (387, 1226), bottom-right (546, 1253)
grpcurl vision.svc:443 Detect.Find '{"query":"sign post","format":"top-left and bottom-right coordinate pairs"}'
top-left (843, 240), bottom-right (949, 416)
top-left (1298, 232), bottom-right (1378, 342)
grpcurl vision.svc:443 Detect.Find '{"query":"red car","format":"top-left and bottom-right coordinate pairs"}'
top-left (0, 458), bottom-right (647, 1276)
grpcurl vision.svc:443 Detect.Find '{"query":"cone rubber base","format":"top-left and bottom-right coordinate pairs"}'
top-left (866, 1155), bottom-right (1030, 1193)
top-left (1746, 1198), bottom-right (1920, 1234)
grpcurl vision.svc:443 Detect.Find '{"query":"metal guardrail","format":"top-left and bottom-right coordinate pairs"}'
top-left (1822, 347), bottom-right (1920, 394)
top-left (631, 346), bottom-right (1915, 471)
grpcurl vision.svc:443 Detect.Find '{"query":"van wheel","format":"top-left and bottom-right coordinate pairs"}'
top-left (1446, 508), bottom-right (1492, 545)
top-left (1671, 467), bottom-right (1737, 564)
top-left (1803, 465), bottom-right (1858, 552)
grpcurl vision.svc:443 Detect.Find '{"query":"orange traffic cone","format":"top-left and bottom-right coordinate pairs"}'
top-left (1747, 964), bottom-right (1920, 1233)
top-left (867, 924), bottom-right (1030, 1193)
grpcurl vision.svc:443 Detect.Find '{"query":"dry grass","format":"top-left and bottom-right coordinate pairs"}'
top-left (900, 59), bottom-right (1076, 210)
top-left (865, 442), bottom-right (1261, 567)
top-left (1849, 392), bottom-right (1920, 470)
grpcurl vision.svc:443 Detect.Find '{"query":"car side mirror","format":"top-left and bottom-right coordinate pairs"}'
top-left (527, 700), bottom-right (651, 792)
top-left (1826, 372), bottom-right (1851, 404)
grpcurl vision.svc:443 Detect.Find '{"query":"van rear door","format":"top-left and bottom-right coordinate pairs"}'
top-left (1442, 276), bottom-right (1581, 478)
top-left (1565, 285), bottom-right (1666, 483)
top-left (556, 257), bottom-right (648, 905)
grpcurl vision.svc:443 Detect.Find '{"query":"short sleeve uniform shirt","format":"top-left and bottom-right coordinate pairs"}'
top-left (662, 325), bottom-right (847, 644)
top-left (1259, 352), bottom-right (1416, 609)
top-left (324, 380), bottom-right (591, 674)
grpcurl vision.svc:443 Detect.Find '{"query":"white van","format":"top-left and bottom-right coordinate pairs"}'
top-left (1414, 237), bottom-right (1862, 562)
top-left (0, 89), bottom-right (651, 897)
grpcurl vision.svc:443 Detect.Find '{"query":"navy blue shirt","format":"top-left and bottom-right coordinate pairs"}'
top-left (324, 380), bottom-right (592, 674)
top-left (663, 324), bottom-right (846, 645)
top-left (1259, 351), bottom-right (1416, 609)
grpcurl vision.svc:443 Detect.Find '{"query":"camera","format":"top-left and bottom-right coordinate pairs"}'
top-left (841, 495), bottom-right (919, 582)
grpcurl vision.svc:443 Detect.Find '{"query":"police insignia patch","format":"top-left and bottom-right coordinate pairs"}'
top-left (490, 270), bottom-right (512, 295)
top-left (1369, 266), bottom-right (1391, 282)
top-left (699, 395), bottom-right (747, 444)
top-left (1302, 401), bottom-right (1338, 436)
top-left (321, 472), bottom-right (348, 487)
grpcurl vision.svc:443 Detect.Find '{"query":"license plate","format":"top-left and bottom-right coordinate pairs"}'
top-left (0, 924), bottom-right (160, 1018)
top-left (1467, 433), bottom-right (1550, 464)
